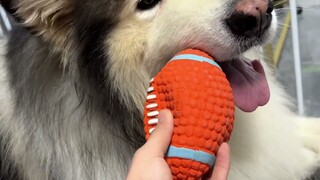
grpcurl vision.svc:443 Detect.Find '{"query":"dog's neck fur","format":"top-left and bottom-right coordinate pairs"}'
top-left (4, 25), bottom-right (145, 179)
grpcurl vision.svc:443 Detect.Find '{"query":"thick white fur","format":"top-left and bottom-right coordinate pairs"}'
top-left (108, 0), bottom-right (320, 179)
top-left (227, 51), bottom-right (320, 179)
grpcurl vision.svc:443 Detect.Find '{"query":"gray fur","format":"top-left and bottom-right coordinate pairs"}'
top-left (0, 1), bottom-right (146, 179)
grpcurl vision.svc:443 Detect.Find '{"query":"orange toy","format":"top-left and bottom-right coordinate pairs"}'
top-left (143, 49), bottom-right (235, 179)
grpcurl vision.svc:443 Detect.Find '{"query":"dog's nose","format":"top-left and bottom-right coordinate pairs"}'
top-left (226, 0), bottom-right (274, 37)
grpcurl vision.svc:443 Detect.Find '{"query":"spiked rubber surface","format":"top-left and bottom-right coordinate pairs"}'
top-left (143, 49), bottom-right (235, 179)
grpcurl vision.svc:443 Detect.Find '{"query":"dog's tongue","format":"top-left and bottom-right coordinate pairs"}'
top-left (220, 59), bottom-right (270, 112)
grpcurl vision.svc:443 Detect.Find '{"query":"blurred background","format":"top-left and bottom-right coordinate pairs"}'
top-left (263, 0), bottom-right (320, 118)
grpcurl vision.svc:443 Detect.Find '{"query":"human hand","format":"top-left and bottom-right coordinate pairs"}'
top-left (127, 109), bottom-right (174, 180)
top-left (203, 142), bottom-right (230, 180)
top-left (127, 109), bottom-right (230, 180)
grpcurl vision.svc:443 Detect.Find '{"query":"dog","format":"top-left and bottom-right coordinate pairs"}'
top-left (0, 0), bottom-right (319, 179)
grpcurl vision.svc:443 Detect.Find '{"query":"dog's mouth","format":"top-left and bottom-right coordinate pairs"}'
top-left (218, 58), bottom-right (270, 112)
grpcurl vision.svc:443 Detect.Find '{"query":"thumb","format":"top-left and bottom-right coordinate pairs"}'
top-left (144, 109), bottom-right (174, 156)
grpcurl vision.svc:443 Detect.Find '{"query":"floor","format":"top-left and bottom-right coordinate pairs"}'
top-left (276, 4), bottom-right (320, 117)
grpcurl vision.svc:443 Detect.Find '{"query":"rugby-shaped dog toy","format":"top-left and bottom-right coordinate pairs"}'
top-left (143, 49), bottom-right (235, 179)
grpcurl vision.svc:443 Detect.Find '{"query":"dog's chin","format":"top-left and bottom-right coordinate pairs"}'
top-left (197, 34), bottom-right (268, 63)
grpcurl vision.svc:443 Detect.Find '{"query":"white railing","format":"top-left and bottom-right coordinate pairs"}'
top-left (289, 0), bottom-right (304, 116)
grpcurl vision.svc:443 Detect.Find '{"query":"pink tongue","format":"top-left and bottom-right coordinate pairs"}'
top-left (220, 59), bottom-right (270, 112)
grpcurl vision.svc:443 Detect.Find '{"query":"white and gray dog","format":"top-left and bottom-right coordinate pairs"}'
top-left (0, 0), bottom-right (319, 179)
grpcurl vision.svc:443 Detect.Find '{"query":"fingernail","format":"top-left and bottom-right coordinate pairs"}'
top-left (157, 110), bottom-right (167, 123)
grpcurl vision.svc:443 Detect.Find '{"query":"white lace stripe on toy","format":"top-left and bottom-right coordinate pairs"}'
top-left (148, 118), bottom-right (159, 125)
top-left (147, 87), bottom-right (154, 92)
top-left (150, 78), bottom-right (154, 82)
top-left (149, 128), bottom-right (155, 134)
top-left (146, 103), bottom-right (158, 109)
top-left (147, 111), bottom-right (159, 117)
top-left (147, 94), bottom-right (156, 100)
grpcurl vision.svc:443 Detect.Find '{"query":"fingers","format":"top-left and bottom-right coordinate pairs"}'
top-left (144, 109), bottom-right (174, 156)
top-left (209, 143), bottom-right (230, 180)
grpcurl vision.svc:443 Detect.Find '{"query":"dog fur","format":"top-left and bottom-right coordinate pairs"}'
top-left (0, 0), bottom-right (320, 179)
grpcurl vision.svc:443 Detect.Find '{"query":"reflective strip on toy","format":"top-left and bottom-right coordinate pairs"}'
top-left (170, 54), bottom-right (221, 69)
top-left (165, 145), bottom-right (216, 167)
